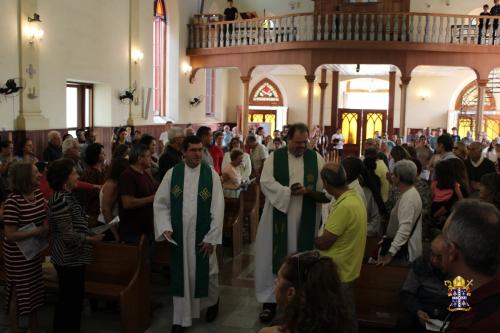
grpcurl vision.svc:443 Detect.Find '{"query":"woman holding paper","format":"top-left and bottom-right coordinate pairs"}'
top-left (47, 158), bottom-right (104, 333)
top-left (3, 162), bottom-right (49, 333)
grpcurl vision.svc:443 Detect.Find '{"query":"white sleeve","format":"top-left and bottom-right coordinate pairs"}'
top-left (389, 193), bottom-right (418, 255)
top-left (260, 153), bottom-right (292, 213)
top-left (221, 152), bottom-right (230, 170)
top-left (153, 168), bottom-right (173, 242)
top-left (203, 169), bottom-right (225, 245)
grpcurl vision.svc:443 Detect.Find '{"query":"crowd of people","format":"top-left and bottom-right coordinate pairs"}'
top-left (0, 120), bottom-right (499, 333)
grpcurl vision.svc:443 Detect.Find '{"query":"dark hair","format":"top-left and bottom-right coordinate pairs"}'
top-left (437, 134), bottom-right (454, 152)
top-left (47, 158), bottom-right (75, 191)
top-left (0, 179), bottom-right (6, 204)
top-left (362, 157), bottom-right (388, 218)
top-left (273, 137), bottom-right (283, 144)
top-left (435, 160), bottom-right (455, 190)
top-left (35, 161), bottom-right (47, 173)
top-left (230, 148), bottom-right (244, 161)
top-left (196, 126), bottom-right (211, 138)
top-left (118, 127), bottom-right (127, 135)
top-left (10, 162), bottom-right (35, 194)
top-left (480, 173), bottom-right (500, 209)
top-left (364, 147), bottom-right (378, 159)
top-left (447, 158), bottom-right (470, 197)
top-left (341, 157), bottom-right (364, 183)
top-left (182, 135), bottom-right (203, 151)
top-left (405, 146), bottom-right (417, 159)
top-left (16, 138), bottom-right (32, 157)
top-left (446, 200), bottom-right (500, 276)
top-left (62, 133), bottom-right (73, 141)
top-left (390, 146), bottom-right (411, 162)
top-left (246, 135), bottom-right (257, 143)
top-left (112, 144), bottom-right (130, 159)
top-left (139, 134), bottom-right (155, 148)
top-left (229, 137), bottom-right (241, 149)
top-left (106, 157), bottom-right (129, 182)
top-left (321, 165), bottom-right (347, 187)
top-left (279, 252), bottom-right (350, 333)
top-left (84, 143), bottom-right (104, 166)
top-left (411, 158), bottom-right (423, 175)
top-left (287, 123), bottom-right (309, 140)
top-left (129, 144), bottom-right (150, 164)
top-left (0, 140), bottom-right (12, 149)
top-left (213, 131), bottom-right (224, 139)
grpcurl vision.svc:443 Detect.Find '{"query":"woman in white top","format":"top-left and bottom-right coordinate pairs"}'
top-left (221, 138), bottom-right (252, 181)
top-left (331, 129), bottom-right (344, 157)
top-left (221, 149), bottom-right (244, 198)
top-left (378, 160), bottom-right (422, 266)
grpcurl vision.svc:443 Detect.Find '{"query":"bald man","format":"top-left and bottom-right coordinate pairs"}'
top-left (398, 235), bottom-right (450, 332)
top-left (465, 142), bottom-right (496, 194)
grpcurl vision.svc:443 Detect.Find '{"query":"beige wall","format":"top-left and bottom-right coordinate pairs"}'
top-left (410, 0), bottom-right (490, 14)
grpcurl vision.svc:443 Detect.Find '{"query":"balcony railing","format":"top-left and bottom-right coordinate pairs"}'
top-left (188, 12), bottom-right (500, 49)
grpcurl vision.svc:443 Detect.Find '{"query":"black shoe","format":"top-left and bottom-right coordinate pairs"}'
top-left (171, 324), bottom-right (184, 333)
top-left (205, 298), bottom-right (220, 322)
top-left (259, 303), bottom-right (277, 324)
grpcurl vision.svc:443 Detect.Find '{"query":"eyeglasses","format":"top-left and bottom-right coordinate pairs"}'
top-left (291, 250), bottom-right (330, 288)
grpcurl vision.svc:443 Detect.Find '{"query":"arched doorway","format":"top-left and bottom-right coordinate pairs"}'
top-left (454, 80), bottom-right (499, 140)
top-left (248, 78), bottom-right (288, 135)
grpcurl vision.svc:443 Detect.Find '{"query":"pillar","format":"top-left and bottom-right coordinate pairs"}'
top-left (127, 0), bottom-right (144, 125)
top-left (16, 0), bottom-right (49, 130)
top-left (318, 68), bottom-right (328, 129)
top-left (476, 79), bottom-right (488, 140)
top-left (399, 76), bottom-right (411, 137)
top-left (305, 75), bottom-right (316, 129)
top-left (388, 71), bottom-right (396, 135)
top-left (241, 76), bottom-right (251, 137)
top-left (330, 71), bottom-right (340, 130)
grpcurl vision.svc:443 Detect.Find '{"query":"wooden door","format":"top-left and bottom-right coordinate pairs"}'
top-left (338, 109), bottom-right (362, 157)
top-left (362, 110), bottom-right (387, 151)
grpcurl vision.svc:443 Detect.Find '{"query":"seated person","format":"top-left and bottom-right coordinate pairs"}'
top-left (397, 235), bottom-right (450, 333)
top-left (431, 160), bottom-right (463, 228)
top-left (258, 251), bottom-right (350, 333)
top-left (221, 149), bottom-right (244, 198)
top-left (479, 173), bottom-right (500, 209)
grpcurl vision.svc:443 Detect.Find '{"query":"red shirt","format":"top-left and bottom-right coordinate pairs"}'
top-left (209, 144), bottom-right (224, 175)
top-left (445, 274), bottom-right (500, 333)
top-left (39, 174), bottom-right (96, 200)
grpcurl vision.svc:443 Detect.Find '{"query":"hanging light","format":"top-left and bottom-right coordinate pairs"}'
top-left (27, 13), bottom-right (44, 45)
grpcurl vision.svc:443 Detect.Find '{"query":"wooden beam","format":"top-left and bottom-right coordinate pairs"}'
top-left (319, 68), bottom-right (328, 129)
top-left (388, 71), bottom-right (396, 135)
top-left (331, 71), bottom-right (340, 130)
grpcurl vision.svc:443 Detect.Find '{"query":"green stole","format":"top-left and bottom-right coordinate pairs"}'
top-left (170, 162), bottom-right (213, 298)
top-left (272, 148), bottom-right (318, 273)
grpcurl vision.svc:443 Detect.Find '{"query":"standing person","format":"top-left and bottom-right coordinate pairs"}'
top-left (450, 127), bottom-right (461, 143)
top-left (118, 144), bottom-right (158, 243)
top-left (246, 135), bottom-right (268, 177)
top-left (491, 0), bottom-right (500, 41)
top-left (3, 163), bottom-right (49, 333)
top-left (315, 164), bottom-right (367, 333)
top-left (255, 123), bottom-right (327, 323)
top-left (47, 159), bottom-right (104, 333)
top-left (139, 134), bottom-right (160, 181)
top-left (331, 128), bottom-right (344, 158)
top-left (43, 131), bottom-right (63, 162)
top-left (209, 132), bottom-right (225, 175)
top-left (478, 4), bottom-right (491, 44)
top-left (221, 149), bottom-right (244, 198)
top-left (221, 138), bottom-right (252, 181)
top-left (112, 127), bottom-right (129, 153)
top-left (440, 200), bottom-right (500, 332)
top-left (222, 125), bottom-right (233, 150)
top-left (159, 121), bottom-right (173, 148)
top-left (223, 0), bottom-right (238, 21)
top-left (154, 136), bottom-right (224, 333)
top-left (196, 126), bottom-right (214, 167)
top-left (436, 134), bottom-right (458, 161)
top-left (14, 138), bottom-right (38, 164)
top-left (465, 142), bottom-right (496, 195)
top-left (158, 127), bottom-right (185, 180)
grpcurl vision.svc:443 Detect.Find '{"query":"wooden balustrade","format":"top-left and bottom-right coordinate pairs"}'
top-left (188, 12), bottom-right (500, 48)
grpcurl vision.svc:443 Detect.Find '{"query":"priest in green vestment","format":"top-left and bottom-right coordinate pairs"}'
top-left (254, 123), bottom-right (329, 323)
top-left (154, 135), bottom-right (224, 332)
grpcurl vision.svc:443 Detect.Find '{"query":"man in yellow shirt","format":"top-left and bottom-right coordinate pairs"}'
top-left (316, 163), bottom-right (367, 333)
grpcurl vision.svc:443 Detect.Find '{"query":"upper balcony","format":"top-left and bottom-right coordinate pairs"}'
top-left (187, 11), bottom-right (500, 79)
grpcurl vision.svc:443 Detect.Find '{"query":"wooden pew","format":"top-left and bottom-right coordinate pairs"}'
top-left (243, 183), bottom-right (260, 242)
top-left (354, 236), bottom-right (409, 329)
top-left (223, 194), bottom-right (244, 258)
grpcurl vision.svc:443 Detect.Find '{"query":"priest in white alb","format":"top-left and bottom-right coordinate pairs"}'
top-left (255, 123), bottom-right (328, 323)
top-left (154, 135), bottom-right (224, 333)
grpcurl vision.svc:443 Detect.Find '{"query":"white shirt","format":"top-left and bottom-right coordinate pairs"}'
top-left (332, 133), bottom-right (344, 150)
top-left (250, 144), bottom-right (269, 172)
top-left (159, 131), bottom-right (169, 145)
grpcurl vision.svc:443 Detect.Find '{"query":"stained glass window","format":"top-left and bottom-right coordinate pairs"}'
top-left (484, 117), bottom-right (500, 140)
top-left (154, 0), bottom-right (167, 116)
top-left (365, 113), bottom-right (383, 139)
top-left (342, 113), bottom-right (358, 144)
top-left (154, 0), bottom-right (166, 20)
top-left (250, 79), bottom-right (283, 106)
top-left (455, 81), bottom-right (496, 112)
top-left (458, 117), bottom-right (475, 139)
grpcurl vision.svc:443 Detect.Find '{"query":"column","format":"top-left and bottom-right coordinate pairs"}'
top-left (399, 76), bottom-right (411, 137)
top-left (16, 0), bottom-right (49, 130)
top-left (318, 68), bottom-right (328, 129)
top-left (388, 71), bottom-right (396, 135)
top-left (305, 75), bottom-right (316, 129)
top-left (330, 71), bottom-right (340, 130)
top-left (241, 76), bottom-right (251, 137)
top-left (476, 79), bottom-right (488, 140)
top-left (127, 0), bottom-right (143, 125)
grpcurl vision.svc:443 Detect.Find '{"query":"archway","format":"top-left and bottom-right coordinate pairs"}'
top-left (248, 78), bottom-right (287, 135)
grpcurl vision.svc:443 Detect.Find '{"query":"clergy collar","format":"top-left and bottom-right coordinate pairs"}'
top-left (470, 156), bottom-right (484, 168)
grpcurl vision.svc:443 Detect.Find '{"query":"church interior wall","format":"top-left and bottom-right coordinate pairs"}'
top-left (410, 0), bottom-right (490, 15)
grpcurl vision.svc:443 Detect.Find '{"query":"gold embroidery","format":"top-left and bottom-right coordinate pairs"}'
top-left (199, 188), bottom-right (211, 201)
top-left (172, 185), bottom-right (183, 198)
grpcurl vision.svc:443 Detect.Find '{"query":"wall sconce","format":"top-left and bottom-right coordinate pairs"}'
top-left (131, 49), bottom-right (144, 64)
top-left (27, 13), bottom-right (44, 45)
top-left (182, 63), bottom-right (192, 76)
top-left (418, 90), bottom-right (431, 101)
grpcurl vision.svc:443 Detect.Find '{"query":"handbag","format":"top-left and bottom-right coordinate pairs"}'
top-left (379, 212), bottom-right (421, 260)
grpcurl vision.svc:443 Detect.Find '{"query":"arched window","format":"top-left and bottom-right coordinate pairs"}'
top-left (454, 81), bottom-right (496, 112)
top-left (154, 0), bottom-right (167, 117)
top-left (250, 79), bottom-right (283, 106)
